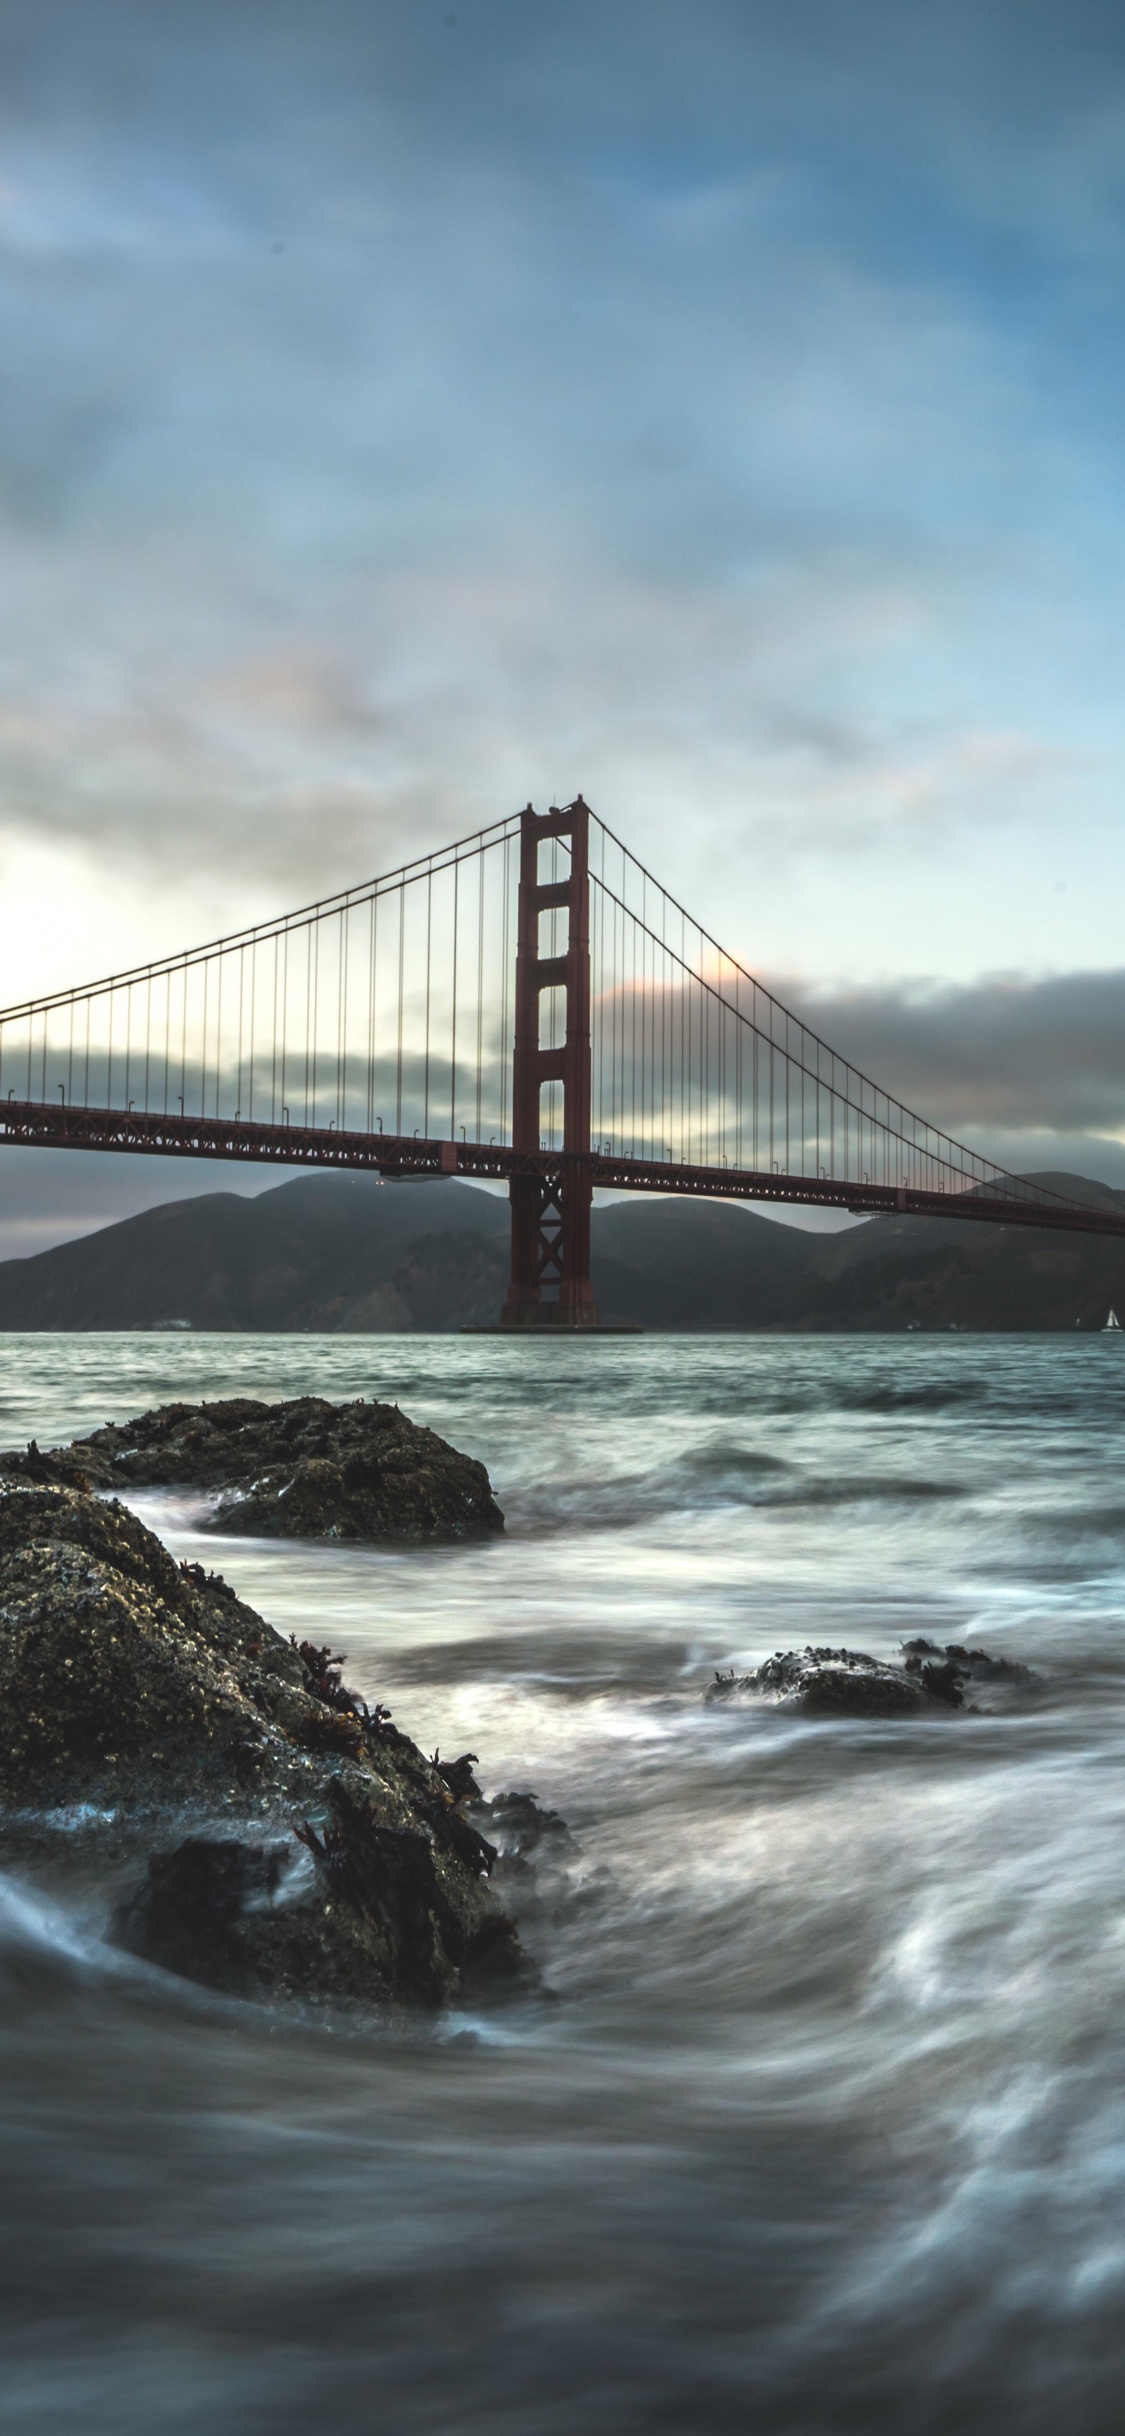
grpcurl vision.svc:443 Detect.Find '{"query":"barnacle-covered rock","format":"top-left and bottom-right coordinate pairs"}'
top-left (900, 1636), bottom-right (1042, 1691)
top-left (708, 1646), bottom-right (932, 1718)
top-left (0, 1394), bottom-right (503, 1545)
top-left (113, 1784), bottom-right (520, 2011)
top-left (0, 1482), bottom-right (523, 2010)
top-left (707, 1638), bottom-right (1041, 1718)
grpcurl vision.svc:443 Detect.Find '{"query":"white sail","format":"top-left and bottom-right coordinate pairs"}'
top-left (1104, 1308), bottom-right (1121, 1331)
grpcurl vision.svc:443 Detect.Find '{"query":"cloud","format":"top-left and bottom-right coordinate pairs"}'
top-left (0, 538), bottom-right (1098, 930)
top-left (778, 965), bottom-right (1125, 1141)
top-left (0, 0), bottom-right (1122, 926)
top-left (9, 0), bottom-right (1125, 1247)
top-left (0, 0), bottom-right (1124, 1032)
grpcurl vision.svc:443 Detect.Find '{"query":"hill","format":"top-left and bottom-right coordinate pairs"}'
top-left (0, 1175), bottom-right (510, 1332)
top-left (0, 1167), bottom-right (1124, 1331)
top-left (594, 1175), bottom-right (1125, 1331)
top-left (591, 1196), bottom-right (824, 1329)
top-left (804, 1173), bottom-right (1125, 1333)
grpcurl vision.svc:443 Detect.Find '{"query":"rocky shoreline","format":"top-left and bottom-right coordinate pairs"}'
top-left (0, 1393), bottom-right (504, 1545)
top-left (0, 1479), bottom-right (529, 2012)
top-left (0, 1394), bottom-right (1046, 2021)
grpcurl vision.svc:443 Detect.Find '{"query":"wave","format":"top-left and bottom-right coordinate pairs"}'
top-left (0, 1873), bottom-right (98, 2017)
top-left (512, 1438), bottom-right (967, 1534)
top-left (834, 1379), bottom-right (991, 1412)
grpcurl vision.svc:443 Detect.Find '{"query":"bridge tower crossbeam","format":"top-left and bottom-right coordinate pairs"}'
top-left (503, 798), bottom-right (600, 1329)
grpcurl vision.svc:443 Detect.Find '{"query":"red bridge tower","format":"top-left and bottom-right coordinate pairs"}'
top-left (502, 797), bottom-right (600, 1328)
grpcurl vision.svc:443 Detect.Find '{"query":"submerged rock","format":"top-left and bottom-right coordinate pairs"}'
top-left (901, 1636), bottom-right (1042, 1691)
top-left (707, 1639), bottom-right (1041, 1718)
top-left (479, 1789), bottom-right (575, 1862)
top-left (0, 1482), bottom-right (524, 2010)
top-left (467, 1789), bottom-right (590, 1934)
top-left (0, 1395), bottom-right (503, 1545)
top-left (709, 1646), bottom-right (932, 1718)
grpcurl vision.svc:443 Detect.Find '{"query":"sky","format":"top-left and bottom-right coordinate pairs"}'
top-left (3, 0), bottom-right (1125, 1257)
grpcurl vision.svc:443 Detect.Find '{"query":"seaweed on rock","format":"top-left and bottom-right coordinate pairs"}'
top-left (707, 1639), bottom-right (1042, 1718)
top-left (0, 1481), bottom-right (526, 2010)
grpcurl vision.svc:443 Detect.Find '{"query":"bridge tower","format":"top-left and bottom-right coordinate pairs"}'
top-left (502, 797), bottom-right (600, 1328)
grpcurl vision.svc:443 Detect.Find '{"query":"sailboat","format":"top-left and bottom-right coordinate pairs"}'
top-left (1104, 1308), bottom-right (1122, 1331)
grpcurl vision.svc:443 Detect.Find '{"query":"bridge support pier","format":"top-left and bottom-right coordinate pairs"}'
top-left (502, 799), bottom-right (601, 1330)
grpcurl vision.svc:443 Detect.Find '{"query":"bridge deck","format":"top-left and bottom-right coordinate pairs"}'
top-left (3, 1100), bottom-right (1124, 1242)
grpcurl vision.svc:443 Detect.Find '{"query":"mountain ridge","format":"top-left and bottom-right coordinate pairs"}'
top-left (0, 1168), bottom-right (1124, 1331)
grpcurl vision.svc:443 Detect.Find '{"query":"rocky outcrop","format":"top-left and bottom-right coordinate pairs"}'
top-left (0, 1482), bottom-right (524, 2010)
top-left (707, 1639), bottom-right (1041, 1718)
top-left (113, 1779), bottom-right (520, 2010)
top-left (0, 1395), bottom-right (504, 1545)
top-left (900, 1636), bottom-right (1041, 1692)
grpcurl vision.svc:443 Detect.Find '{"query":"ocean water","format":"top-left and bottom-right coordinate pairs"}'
top-left (1, 1332), bottom-right (1125, 2432)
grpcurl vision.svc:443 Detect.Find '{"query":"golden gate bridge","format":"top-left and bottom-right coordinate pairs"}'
top-left (2, 797), bottom-right (1122, 1326)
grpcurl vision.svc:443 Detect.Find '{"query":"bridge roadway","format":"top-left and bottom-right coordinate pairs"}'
top-left (4, 1097), bottom-right (1125, 1243)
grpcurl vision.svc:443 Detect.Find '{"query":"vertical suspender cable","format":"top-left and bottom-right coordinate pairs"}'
top-left (268, 936), bottom-right (278, 1123)
top-left (302, 927), bottom-right (312, 1127)
top-left (367, 891), bottom-right (377, 1132)
top-left (450, 855), bottom-right (459, 1141)
top-left (247, 943), bottom-right (257, 1121)
top-left (309, 920), bottom-right (318, 1128)
top-left (395, 882), bottom-right (405, 1136)
top-left (237, 946), bottom-right (245, 1121)
top-left (337, 907), bottom-right (346, 1130)
top-left (214, 955), bottom-right (223, 1120)
top-left (501, 833), bottom-right (511, 1143)
top-left (475, 844), bottom-right (485, 1144)
top-left (423, 865), bottom-right (432, 1139)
